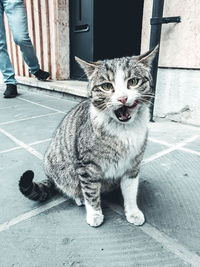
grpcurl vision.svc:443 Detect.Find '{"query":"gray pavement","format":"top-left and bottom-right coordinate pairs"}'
top-left (0, 84), bottom-right (200, 267)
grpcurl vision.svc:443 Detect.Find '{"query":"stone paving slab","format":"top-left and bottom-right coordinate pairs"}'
top-left (0, 101), bottom-right (56, 125)
top-left (0, 149), bottom-right (45, 223)
top-left (31, 141), bottom-right (51, 155)
top-left (184, 137), bottom-right (200, 151)
top-left (0, 202), bottom-right (190, 267)
top-left (0, 113), bottom-right (65, 144)
top-left (17, 92), bottom-right (80, 113)
top-left (0, 132), bottom-right (17, 151)
top-left (148, 121), bottom-right (200, 144)
top-left (143, 141), bottom-right (168, 160)
top-left (139, 150), bottom-right (200, 254)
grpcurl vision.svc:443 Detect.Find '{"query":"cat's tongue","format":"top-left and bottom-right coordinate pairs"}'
top-left (115, 101), bottom-right (139, 122)
top-left (115, 106), bottom-right (131, 122)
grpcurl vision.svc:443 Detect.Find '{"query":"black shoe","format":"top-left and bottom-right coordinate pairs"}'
top-left (34, 69), bottom-right (50, 81)
top-left (4, 84), bottom-right (18, 98)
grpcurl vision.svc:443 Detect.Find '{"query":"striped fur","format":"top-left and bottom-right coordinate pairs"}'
top-left (19, 170), bottom-right (56, 201)
top-left (19, 47), bottom-right (158, 227)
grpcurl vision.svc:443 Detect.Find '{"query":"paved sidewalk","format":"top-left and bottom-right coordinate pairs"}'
top-left (0, 85), bottom-right (200, 267)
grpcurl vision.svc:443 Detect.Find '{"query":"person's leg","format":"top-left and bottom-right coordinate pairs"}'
top-left (0, 1), bottom-right (18, 97)
top-left (4, 0), bottom-right (40, 74)
top-left (0, 1), bottom-right (17, 85)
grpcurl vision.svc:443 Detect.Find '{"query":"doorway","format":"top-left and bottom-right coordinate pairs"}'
top-left (70, 0), bottom-right (144, 79)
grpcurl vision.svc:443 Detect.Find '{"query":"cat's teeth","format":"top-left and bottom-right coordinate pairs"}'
top-left (114, 106), bottom-right (132, 122)
top-left (118, 113), bottom-right (131, 121)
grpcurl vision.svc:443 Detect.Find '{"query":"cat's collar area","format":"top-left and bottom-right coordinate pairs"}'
top-left (114, 100), bottom-right (139, 122)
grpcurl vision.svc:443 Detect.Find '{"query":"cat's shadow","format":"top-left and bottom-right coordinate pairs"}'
top-left (102, 179), bottom-right (155, 211)
top-left (103, 187), bottom-right (123, 206)
top-left (138, 179), bottom-right (157, 211)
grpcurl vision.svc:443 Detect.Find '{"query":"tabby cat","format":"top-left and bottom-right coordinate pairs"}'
top-left (19, 46), bottom-right (158, 227)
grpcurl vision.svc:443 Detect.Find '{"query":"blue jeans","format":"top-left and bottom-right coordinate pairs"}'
top-left (0, 0), bottom-right (40, 84)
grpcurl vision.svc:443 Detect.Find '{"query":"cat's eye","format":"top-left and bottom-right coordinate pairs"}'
top-left (101, 83), bottom-right (113, 91)
top-left (127, 78), bottom-right (139, 88)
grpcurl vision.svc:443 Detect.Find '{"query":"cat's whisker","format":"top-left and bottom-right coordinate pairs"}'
top-left (76, 73), bottom-right (88, 81)
top-left (138, 99), bottom-right (153, 106)
top-left (140, 94), bottom-right (155, 98)
top-left (138, 96), bottom-right (152, 101)
top-left (105, 102), bottom-right (115, 109)
top-left (138, 98), bottom-right (154, 106)
top-left (107, 105), bottom-right (115, 110)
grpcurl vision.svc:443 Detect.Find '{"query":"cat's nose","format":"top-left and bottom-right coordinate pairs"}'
top-left (118, 96), bottom-right (128, 104)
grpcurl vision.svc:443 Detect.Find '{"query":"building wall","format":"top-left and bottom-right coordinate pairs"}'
top-left (141, 0), bottom-right (200, 69)
top-left (4, 0), bottom-right (70, 80)
top-left (141, 0), bottom-right (200, 125)
top-left (154, 68), bottom-right (200, 125)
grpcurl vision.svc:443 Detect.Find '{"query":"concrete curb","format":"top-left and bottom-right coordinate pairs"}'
top-left (16, 76), bottom-right (88, 98)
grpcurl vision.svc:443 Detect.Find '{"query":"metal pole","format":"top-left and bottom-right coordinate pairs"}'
top-left (149, 0), bottom-right (165, 121)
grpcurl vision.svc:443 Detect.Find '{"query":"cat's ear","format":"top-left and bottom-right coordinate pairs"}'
top-left (75, 57), bottom-right (100, 78)
top-left (137, 45), bottom-right (159, 67)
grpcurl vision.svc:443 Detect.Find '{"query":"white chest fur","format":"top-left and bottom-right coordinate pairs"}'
top-left (104, 123), bottom-right (147, 179)
top-left (90, 104), bottom-right (149, 179)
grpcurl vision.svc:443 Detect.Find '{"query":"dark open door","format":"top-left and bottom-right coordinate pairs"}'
top-left (70, 0), bottom-right (144, 80)
top-left (69, 0), bottom-right (94, 80)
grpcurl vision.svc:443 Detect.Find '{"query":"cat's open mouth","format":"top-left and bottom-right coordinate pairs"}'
top-left (114, 100), bottom-right (139, 122)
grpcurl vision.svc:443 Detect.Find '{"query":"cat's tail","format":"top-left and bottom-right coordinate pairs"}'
top-left (19, 170), bottom-right (56, 202)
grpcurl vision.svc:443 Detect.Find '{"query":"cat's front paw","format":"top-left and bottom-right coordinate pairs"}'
top-left (126, 209), bottom-right (145, 226)
top-left (86, 212), bottom-right (104, 227)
